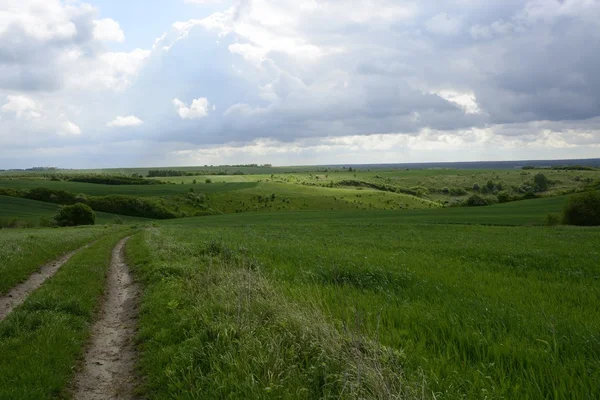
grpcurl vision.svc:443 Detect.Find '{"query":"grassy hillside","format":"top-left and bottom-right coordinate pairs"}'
top-left (162, 193), bottom-right (569, 227)
top-left (150, 168), bottom-right (600, 201)
top-left (0, 179), bottom-right (256, 197)
top-left (0, 196), bottom-right (149, 226)
top-left (127, 216), bottom-right (600, 399)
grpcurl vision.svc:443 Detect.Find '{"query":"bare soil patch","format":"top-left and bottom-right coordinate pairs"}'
top-left (72, 237), bottom-right (141, 400)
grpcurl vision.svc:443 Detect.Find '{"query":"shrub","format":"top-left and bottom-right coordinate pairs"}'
top-left (0, 218), bottom-right (33, 229)
top-left (39, 217), bottom-right (57, 228)
top-left (54, 203), bottom-right (96, 227)
top-left (25, 188), bottom-right (77, 205)
top-left (205, 179), bottom-right (212, 184)
top-left (545, 213), bottom-right (561, 227)
top-left (450, 187), bottom-right (467, 196)
top-left (472, 183), bottom-right (481, 192)
top-left (441, 187), bottom-right (450, 194)
top-left (87, 195), bottom-right (176, 219)
top-left (534, 173), bottom-right (549, 192)
top-left (466, 194), bottom-right (488, 207)
top-left (69, 175), bottom-right (160, 185)
top-left (562, 191), bottom-right (600, 226)
top-left (497, 191), bottom-right (511, 203)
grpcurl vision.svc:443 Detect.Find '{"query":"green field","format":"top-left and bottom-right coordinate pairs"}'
top-left (0, 165), bottom-right (599, 399)
top-left (0, 196), bottom-right (149, 227)
top-left (123, 215), bottom-right (600, 399)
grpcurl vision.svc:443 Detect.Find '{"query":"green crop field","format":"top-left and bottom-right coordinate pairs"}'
top-left (0, 164), bottom-right (599, 399)
top-left (124, 216), bottom-right (600, 399)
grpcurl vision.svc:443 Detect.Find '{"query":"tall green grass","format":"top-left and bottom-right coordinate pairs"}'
top-left (139, 219), bottom-right (600, 399)
top-left (0, 233), bottom-right (129, 399)
top-left (126, 230), bottom-right (420, 399)
top-left (0, 226), bottom-right (114, 295)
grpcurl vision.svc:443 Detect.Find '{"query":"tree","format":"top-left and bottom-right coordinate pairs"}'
top-left (466, 194), bottom-right (488, 207)
top-left (562, 191), bottom-right (600, 226)
top-left (534, 173), bottom-right (549, 191)
top-left (54, 203), bottom-right (96, 227)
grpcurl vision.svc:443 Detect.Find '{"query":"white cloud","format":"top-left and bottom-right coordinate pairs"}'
top-left (436, 91), bottom-right (481, 114)
top-left (173, 98), bottom-right (211, 119)
top-left (65, 48), bottom-right (151, 91)
top-left (0, 0), bottom-right (78, 41)
top-left (425, 13), bottom-right (462, 36)
top-left (58, 121), bottom-right (81, 136)
top-left (107, 115), bottom-right (144, 127)
top-left (93, 18), bottom-right (125, 42)
top-left (1, 95), bottom-right (42, 119)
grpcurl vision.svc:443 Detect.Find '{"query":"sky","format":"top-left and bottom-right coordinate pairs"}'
top-left (0, 0), bottom-right (599, 169)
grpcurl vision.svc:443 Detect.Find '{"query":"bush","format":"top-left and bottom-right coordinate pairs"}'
top-left (466, 194), bottom-right (488, 207)
top-left (497, 191), bottom-right (511, 203)
top-left (87, 195), bottom-right (176, 219)
top-left (25, 188), bottom-right (77, 205)
top-left (39, 217), bottom-right (57, 228)
top-left (562, 191), bottom-right (600, 226)
top-left (69, 174), bottom-right (161, 185)
top-left (450, 187), bottom-right (467, 196)
top-left (534, 173), bottom-right (549, 192)
top-left (472, 183), bottom-right (481, 192)
top-left (205, 179), bottom-right (212, 184)
top-left (54, 203), bottom-right (96, 227)
top-left (545, 213), bottom-right (561, 227)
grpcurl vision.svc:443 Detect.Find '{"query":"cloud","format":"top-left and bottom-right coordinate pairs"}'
top-left (0, 0), bottom-right (149, 92)
top-left (1, 95), bottom-right (42, 119)
top-left (107, 115), bottom-right (144, 127)
top-left (2, 0), bottom-right (600, 168)
top-left (425, 13), bottom-right (463, 36)
top-left (93, 18), bottom-right (125, 42)
top-left (58, 121), bottom-right (82, 136)
top-left (173, 98), bottom-right (212, 119)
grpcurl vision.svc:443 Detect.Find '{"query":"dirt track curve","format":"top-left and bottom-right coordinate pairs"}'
top-left (72, 237), bottom-right (141, 400)
top-left (0, 245), bottom-right (88, 321)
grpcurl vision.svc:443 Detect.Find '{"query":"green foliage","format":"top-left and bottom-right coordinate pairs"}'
top-left (534, 173), bottom-right (549, 191)
top-left (0, 218), bottom-right (33, 229)
top-left (69, 174), bottom-right (162, 185)
top-left (205, 178), bottom-right (212, 184)
top-left (87, 195), bottom-right (176, 219)
top-left (147, 169), bottom-right (194, 177)
top-left (126, 230), bottom-right (412, 399)
top-left (466, 194), bottom-right (488, 206)
top-left (562, 191), bottom-right (600, 226)
top-left (128, 218), bottom-right (600, 399)
top-left (54, 203), bottom-right (96, 227)
top-left (0, 226), bottom-right (105, 294)
top-left (545, 212), bottom-right (561, 226)
top-left (0, 234), bottom-right (127, 398)
top-left (25, 187), bottom-right (77, 205)
top-left (472, 182), bottom-right (481, 191)
top-left (0, 195), bottom-right (149, 226)
top-left (497, 190), bottom-right (512, 203)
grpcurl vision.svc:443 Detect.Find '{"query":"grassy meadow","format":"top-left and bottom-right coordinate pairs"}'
top-left (0, 196), bottom-right (149, 227)
top-left (0, 163), bottom-right (599, 399)
top-left (126, 216), bottom-right (600, 399)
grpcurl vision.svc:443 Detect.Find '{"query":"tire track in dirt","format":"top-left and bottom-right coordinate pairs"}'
top-left (0, 244), bottom-right (91, 322)
top-left (72, 237), bottom-right (141, 400)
